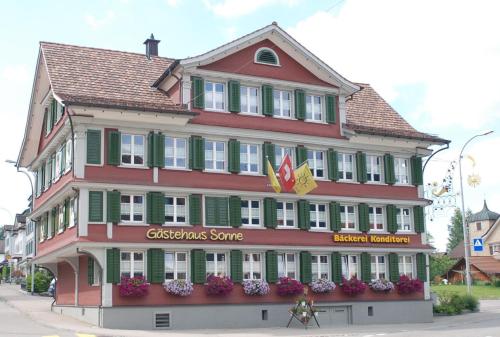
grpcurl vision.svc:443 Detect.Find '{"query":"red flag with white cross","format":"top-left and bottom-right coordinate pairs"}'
top-left (278, 153), bottom-right (296, 192)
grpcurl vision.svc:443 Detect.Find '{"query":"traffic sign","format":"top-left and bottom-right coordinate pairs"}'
top-left (473, 238), bottom-right (483, 252)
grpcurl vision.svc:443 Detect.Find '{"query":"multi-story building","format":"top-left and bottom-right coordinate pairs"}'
top-left (17, 24), bottom-right (448, 329)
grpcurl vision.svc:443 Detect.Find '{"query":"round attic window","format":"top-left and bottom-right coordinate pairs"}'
top-left (255, 48), bottom-right (279, 66)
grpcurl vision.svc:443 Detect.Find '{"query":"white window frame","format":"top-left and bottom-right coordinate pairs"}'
top-left (69, 197), bottom-right (77, 228)
top-left (240, 85), bottom-right (259, 114)
top-left (239, 143), bottom-right (260, 174)
top-left (366, 154), bottom-right (383, 183)
top-left (243, 252), bottom-right (263, 280)
top-left (54, 150), bottom-right (62, 181)
top-left (277, 252), bottom-right (298, 279)
top-left (341, 254), bottom-right (360, 279)
top-left (121, 134), bottom-right (145, 166)
top-left (273, 89), bottom-right (292, 118)
top-left (241, 199), bottom-right (262, 227)
top-left (396, 207), bottom-right (412, 232)
top-left (311, 254), bottom-right (330, 281)
top-left (277, 201), bottom-right (296, 228)
top-left (369, 205), bottom-right (385, 231)
top-left (57, 204), bottom-right (64, 233)
top-left (274, 145), bottom-right (294, 169)
top-left (398, 255), bottom-right (414, 278)
top-left (51, 154), bottom-right (56, 183)
top-left (394, 157), bottom-right (410, 185)
top-left (340, 204), bottom-right (357, 230)
top-left (164, 196), bottom-right (187, 225)
top-left (44, 160), bottom-right (51, 191)
top-left (205, 252), bottom-right (228, 277)
top-left (370, 255), bottom-right (387, 280)
top-left (65, 139), bottom-right (72, 173)
top-left (309, 203), bottom-right (328, 230)
top-left (120, 250), bottom-right (145, 278)
top-left (305, 94), bottom-right (323, 122)
top-left (338, 152), bottom-right (355, 181)
top-left (307, 149), bottom-right (326, 179)
top-left (120, 194), bottom-right (145, 224)
top-left (204, 140), bottom-right (226, 172)
top-left (204, 80), bottom-right (226, 111)
top-left (164, 251), bottom-right (189, 281)
top-left (164, 136), bottom-right (188, 169)
top-left (92, 260), bottom-right (101, 286)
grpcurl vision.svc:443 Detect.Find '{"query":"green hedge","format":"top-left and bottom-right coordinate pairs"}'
top-left (433, 291), bottom-right (479, 315)
top-left (26, 272), bottom-right (52, 293)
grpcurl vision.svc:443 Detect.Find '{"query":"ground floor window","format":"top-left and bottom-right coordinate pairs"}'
top-left (277, 253), bottom-right (297, 279)
top-left (311, 254), bottom-right (329, 280)
top-left (370, 255), bottom-right (387, 280)
top-left (399, 255), bottom-right (414, 278)
top-left (243, 253), bottom-right (263, 280)
top-left (120, 251), bottom-right (144, 278)
top-left (341, 254), bottom-right (359, 279)
top-left (206, 252), bottom-right (227, 277)
top-left (165, 252), bottom-right (188, 280)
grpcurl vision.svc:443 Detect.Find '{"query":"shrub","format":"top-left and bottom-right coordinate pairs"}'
top-left (276, 277), bottom-right (304, 296)
top-left (432, 291), bottom-right (478, 315)
top-left (118, 276), bottom-right (150, 297)
top-left (369, 279), bottom-right (395, 292)
top-left (341, 277), bottom-right (367, 296)
top-left (205, 275), bottom-right (234, 296)
top-left (309, 278), bottom-right (336, 294)
top-left (163, 279), bottom-right (194, 296)
top-left (2, 266), bottom-right (10, 280)
top-left (396, 275), bottom-right (423, 294)
top-left (462, 294), bottom-right (479, 311)
top-left (242, 279), bottom-right (270, 296)
top-left (26, 272), bottom-right (52, 293)
top-left (494, 279), bottom-right (500, 288)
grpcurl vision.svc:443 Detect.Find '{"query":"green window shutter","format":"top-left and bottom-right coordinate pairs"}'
top-left (411, 156), bottom-right (423, 186)
top-left (386, 205), bottom-right (397, 233)
top-left (230, 250), bottom-right (243, 283)
top-left (261, 85), bottom-right (274, 116)
top-left (88, 191), bottom-right (103, 222)
top-left (147, 248), bottom-right (165, 284)
top-left (416, 253), bottom-right (427, 282)
top-left (228, 139), bottom-right (241, 173)
top-left (294, 89), bottom-right (306, 120)
top-left (107, 131), bottom-right (121, 166)
top-left (60, 144), bottom-right (66, 174)
top-left (217, 197), bottom-right (229, 227)
top-left (86, 129), bottom-right (102, 165)
top-left (51, 208), bottom-right (56, 235)
top-left (360, 252), bottom-right (371, 282)
top-left (63, 199), bottom-right (69, 229)
top-left (384, 154), bottom-right (396, 185)
top-left (297, 200), bottom-right (310, 230)
top-left (299, 251), bottom-right (312, 284)
top-left (358, 203), bottom-right (369, 232)
top-left (228, 80), bottom-right (241, 113)
top-left (388, 253), bottom-right (400, 282)
top-left (191, 76), bottom-right (204, 109)
top-left (106, 190), bottom-right (121, 223)
top-left (229, 196), bottom-right (242, 228)
top-left (331, 252), bottom-right (342, 284)
top-left (262, 142), bottom-right (275, 175)
top-left (263, 197), bottom-right (277, 229)
top-left (189, 194), bottom-right (202, 225)
top-left (414, 206), bottom-right (425, 233)
top-left (147, 132), bottom-right (154, 168)
top-left (205, 196), bottom-right (218, 226)
top-left (190, 249), bottom-right (206, 284)
top-left (106, 248), bottom-right (120, 284)
top-left (296, 146), bottom-right (308, 167)
top-left (327, 149), bottom-right (339, 181)
top-left (329, 202), bottom-right (341, 231)
top-left (325, 95), bottom-right (337, 124)
top-left (50, 99), bottom-right (57, 129)
top-left (155, 133), bottom-right (165, 168)
top-left (265, 251), bottom-right (278, 283)
top-left (87, 257), bottom-right (94, 285)
top-left (189, 136), bottom-right (205, 170)
top-left (356, 152), bottom-right (367, 183)
top-left (43, 108), bottom-right (49, 135)
top-left (147, 192), bottom-right (165, 225)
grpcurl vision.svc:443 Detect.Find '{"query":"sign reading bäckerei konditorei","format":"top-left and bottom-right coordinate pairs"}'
top-left (146, 228), bottom-right (244, 241)
top-left (333, 233), bottom-right (411, 244)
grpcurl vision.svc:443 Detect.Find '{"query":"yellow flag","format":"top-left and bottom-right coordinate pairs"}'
top-left (267, 159), bottom-right (281, 193)
top-left (293, 162), bottom-right (318, 196)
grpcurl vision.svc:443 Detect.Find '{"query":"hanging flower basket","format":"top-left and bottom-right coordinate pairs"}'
top-left (205, 275), bottom-right (234, 296)
top-left (341, 277), bottom-right (367, 296)
top-left (309, 278), bottom-right (336, 294)
top-left (242, 279), bottom-right (270, 296)
top-left (277, 277), bottom-right (304, 296)
top-left (118, 276), bottom-right (150, 297)
top-left (369, 279), bottom-right (395, 293)
top-left (163, 279), bottom-right (194, 297)
top-left (396, 275), bottom-right (423, 294)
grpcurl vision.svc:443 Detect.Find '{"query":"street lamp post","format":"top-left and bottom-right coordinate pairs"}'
top-left (5, 160), bottom-right (36, 295)
top-left (458, 130), bottom-right (494, 294)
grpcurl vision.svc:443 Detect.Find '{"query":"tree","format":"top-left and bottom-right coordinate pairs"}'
top-left (446, 208), bottom-right (472, 253)
top-left (430, 254), bottom-right (456, 282)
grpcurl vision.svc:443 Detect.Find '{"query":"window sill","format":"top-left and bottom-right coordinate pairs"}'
top-left (338, 180), bottom-right (359, 184)
top-left (365, 181), bottom-right (386, 185)
top-left (205, 108), bottom-right (228, 113)
top-left (239, 112), bottom-right (264, 117)
top-left (119, 222), bottom-right (148, 226)
top-left (85, 163), bottom-right (103, 167)
top-left (277, 226), bottom-right (299, 230)
top-left (339, 229), bottom-right (361, 233)
top-left (396, 231), bottom-right (417, 235)
top-left (163, 223), bottom-right (191, 227)
top-left (394, 183), bottom-right (412, 187)
top-left (304, 119), bottom-right (326, 124)
top-left (241, 225), bottom-right (265, 230)
top-left (272, 115), bottom-right (295, 120)
top-left (238, 172), bottom-right (263, 177)
top-left (203, 170), bottom-right (230, 174)
top-left (163, 167), bottom-right (191, 172)
top-left (309, 228), bottom-right (331, 232)
top-left (118, 165), bottom-right (148, 170)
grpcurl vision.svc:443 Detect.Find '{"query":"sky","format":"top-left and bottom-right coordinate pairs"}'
top-left (0, 0), bottom-right (498, 251)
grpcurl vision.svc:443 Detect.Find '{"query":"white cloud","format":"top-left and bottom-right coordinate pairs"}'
top-left (84, 10), bottom-right (116, 30)
top-left (224, 26), bottom-right (237, 41)
top-left (166, 0), bottom-right (181, 7)
top-left (203, 0), bottom-right (299, 18)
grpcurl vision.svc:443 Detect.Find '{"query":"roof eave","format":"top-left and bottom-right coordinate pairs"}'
top-left (63, 100), bottom-right (198, 117)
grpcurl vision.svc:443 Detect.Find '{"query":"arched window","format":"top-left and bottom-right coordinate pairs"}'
top-left (255, 48), bottom-right (279, 66)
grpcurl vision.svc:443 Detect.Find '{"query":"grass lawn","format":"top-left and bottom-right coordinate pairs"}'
top-left (432, 284), bottom-right (500, 299)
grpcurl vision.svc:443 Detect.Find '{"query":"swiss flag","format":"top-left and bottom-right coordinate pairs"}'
top-left (278, 154), bottom-right (296, 192)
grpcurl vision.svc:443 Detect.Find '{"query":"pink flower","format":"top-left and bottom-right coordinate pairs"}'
top-left (118, 276), bottom-right (150, 297)
top-left (396, 275), bottom-right (423, 294)
top-left (205, 275), bottom-right (234, 296)
top-left (277, 277), bottom-right (304, 296)
top-left (340, 277), bottom-right (367, 296)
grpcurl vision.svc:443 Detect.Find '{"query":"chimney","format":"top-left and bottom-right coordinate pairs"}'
top-left (144, 33), bottom-right (160, 59)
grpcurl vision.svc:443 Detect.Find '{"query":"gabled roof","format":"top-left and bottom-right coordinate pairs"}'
top-left (483, 217), bottom-right (500, 242)
top-left (346, 84), bottom-right (449, 143)
top-left (40, 42), bottom-right (193, 115)
top-left (448, 240), bottom-right (465, 259)
top-left (468, 200), bottom-right (500, 223)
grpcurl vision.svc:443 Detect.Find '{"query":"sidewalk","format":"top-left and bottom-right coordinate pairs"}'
top-left (1, 283), bottom-right (499, 337)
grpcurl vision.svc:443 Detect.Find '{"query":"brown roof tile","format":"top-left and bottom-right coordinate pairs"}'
top-left (346, 84), bottom-right (448, 143)
top-left (471, 256), bottom-right (500, 274)
top-left (40, 42), bottom-right (194, 115)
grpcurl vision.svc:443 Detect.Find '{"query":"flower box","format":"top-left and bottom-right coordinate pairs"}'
top-left (369, 279), bottom-right (395, 293)
top-left (309, 278), bottom-right (336, 294)
top-left (396, 275), bottom-right (423, 294)
top-left (205, 275), bottom-right (234, 296)
top-left (277, 277), bottom-right (304, 296)
top-left (164, 279), bottom-right (194, 297)
top-left (341, 277), bottom-right (367, 296)
top-left (118, 276), bottom-right (150, 297)
top-left (242, 279), bottom-right (270, 296)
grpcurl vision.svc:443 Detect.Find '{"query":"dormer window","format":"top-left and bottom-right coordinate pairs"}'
top-left (255, 48), bottom-right (279, 66)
